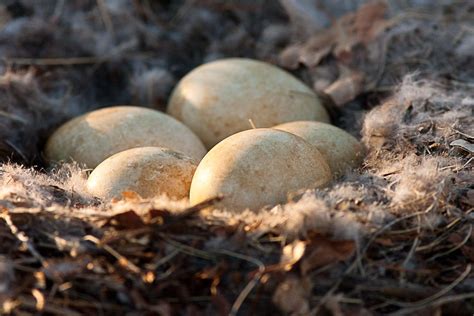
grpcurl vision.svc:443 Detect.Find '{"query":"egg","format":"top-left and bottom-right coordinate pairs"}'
top-left (86, 147), bottom-right (197, 200)
top-left (167, 58), bottom-right (330, 149)
top-left (273, 121), bottom-right (364, 176)
top-left (45, 106), bottom-right (207, 168)
top-left (189, 128), bottom-right (332, 212)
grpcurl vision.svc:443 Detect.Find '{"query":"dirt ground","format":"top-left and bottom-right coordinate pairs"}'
top-left (0, 0), bottom-right (472, 315)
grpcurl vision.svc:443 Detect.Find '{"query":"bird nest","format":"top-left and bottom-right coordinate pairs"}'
top-left (0, 1), bottom-right (472, 315)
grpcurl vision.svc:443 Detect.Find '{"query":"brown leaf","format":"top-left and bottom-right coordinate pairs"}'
top-left (107, 210), bottom-right (145, 229)
top-left (354, 1), bottom-right (388, 44)
top-left (333, 1), bottom-right (388, 58)
top-left (279, 1), bottom-right (390, 68)
top-left (374, 237), bottom-right (394, 246)
top-left (280, 240), bottom-right (306, 271)
top-left (323, 71), bottom-right (365, 106)
top-left (300, 234), bottom-right (355, 275)
top-left (279, 45), bottom-right (301, 69)
top-left (298, 32), bottom-right (335, 67)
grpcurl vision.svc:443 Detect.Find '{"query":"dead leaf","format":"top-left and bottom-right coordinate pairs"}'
top-left (279, 45), bottom-right (302, 69)
top-left (324, 71), bottom-right (365, 106)
top-left (353, 2), bottom-right (388, 44)
top-left (279, 1), bottom-right (390, 68)
top-left (333, 1), bottom-right (389, 58)
top-left (450, 139), bottom-right (474, 154)
top-left (300, 234), bottom-right (355, 275)
top-left (374, 237), bottom-right (394, 246)
top-left (298, 32), bottom-right (335, 67)
top-left (280, 240), bottom-right (306, 271)
top-left (106, 210), bottom-right (145, 229)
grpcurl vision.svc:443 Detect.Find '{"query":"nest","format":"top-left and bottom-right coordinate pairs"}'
top-left (0, 1), bottom-right (472, 315)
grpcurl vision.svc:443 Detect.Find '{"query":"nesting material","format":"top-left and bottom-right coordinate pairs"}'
top-left (0, 1), bottom-right (473, 314)
top-left (189, 128), bottom-right (332, 212)
top-left (45, 106), bottom-right (206, 168)
top-left (273, 121), bottom-right (365, 176)
top-left (167, 58), bottom-right (330, 148)
top-left (86, 147), bottom-right (197, 200)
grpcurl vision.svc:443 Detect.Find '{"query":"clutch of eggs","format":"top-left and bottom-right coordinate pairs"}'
top-left (44, 58), bottom-right (365, 210)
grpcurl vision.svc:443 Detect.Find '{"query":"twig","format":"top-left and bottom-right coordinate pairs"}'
top-left (5, 140), bottom-right (28, 163)
top-left (18, 295), bottom-right (82, 316)
top-left (452, 128), bottom-right (474, 140)
top-left (83, 235), bottom-right (141, 274)
top-left (390, 292), bottom-right (474, 315)
top-left (458, 157), bottom-right (474, 171)
top-left (415, 221), bottom-right (460, 252)
top-left (148, 249), bottom-right (180, 270)
top-left (0, 211), bottom-right (45, 266)
top-left (427, 224), bottom-right (472, 262)
top-left (361, 207), bottom-right (434, 259)
top-left (391, 264), bottom-right (471, 309)
top-left (0, 110), bottom-right (28, 124)
top-left (159, 235), bottom-right (215, 260)
top-left (311, 258), bottom-right (361, 315)
top-left (400, 237), bottom-right (419, 281)
top-left (400, 213), bottom-right (422, 283)
top-left (176, 196), bottom-right (223, 219)
top-left (215, 249), bottom-right (265, 316)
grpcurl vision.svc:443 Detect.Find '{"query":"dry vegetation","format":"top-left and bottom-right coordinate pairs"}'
top-left (0, 0), bottom-right (472, 315)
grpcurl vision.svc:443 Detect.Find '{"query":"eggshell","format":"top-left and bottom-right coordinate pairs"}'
top-left (87, 147), bottom-right (197, 200)
top-left (45, 106), bottom-right (207, 168)
top-left (189, 128), bottom-right (332, 212)
top-left (273, 121), bottom-right (365, 176)
top-left (167, 58), bottom-right (330, 148)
